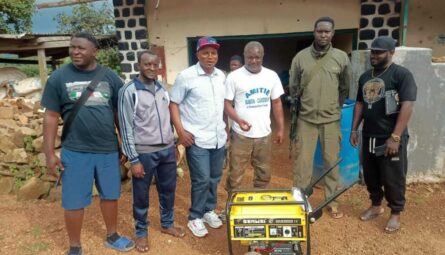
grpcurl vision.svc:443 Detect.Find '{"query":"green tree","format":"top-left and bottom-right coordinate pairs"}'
top-left (0, 0), bottom-right (35, 33)
top-left (54, 2), bottom-right (120, 73)
top-left (54, 2), bottom-right (115, 34)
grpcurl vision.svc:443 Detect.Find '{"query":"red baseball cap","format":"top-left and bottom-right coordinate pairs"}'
top-left (196, 36), bottom-right (220, 52)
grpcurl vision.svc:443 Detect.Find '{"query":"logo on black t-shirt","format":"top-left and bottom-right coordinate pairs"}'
top-left (363, 78), bottom-right (385, 109)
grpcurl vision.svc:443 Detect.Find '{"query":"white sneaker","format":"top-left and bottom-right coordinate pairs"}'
top-left (187, 218), bottom-right (208, 237)
top-left (203, 210), bottom-right (223, 229)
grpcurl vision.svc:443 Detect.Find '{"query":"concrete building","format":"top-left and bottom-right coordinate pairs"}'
top-left (112, 0), bottom-right (445, 181)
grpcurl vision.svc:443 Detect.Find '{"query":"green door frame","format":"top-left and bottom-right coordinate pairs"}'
top-left (187, 29), bottom-right (358, 66)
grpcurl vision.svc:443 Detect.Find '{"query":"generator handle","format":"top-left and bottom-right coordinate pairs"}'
top-left (309, 180), bottom-right (358, 222)
top-left (304, 159), bottom-right (342, 197)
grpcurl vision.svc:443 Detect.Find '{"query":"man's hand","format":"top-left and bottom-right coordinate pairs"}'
top-left (178, 130), bottom-right (194, 147)
top-left (273, 129), bottom-right (284, 144)
top-left (238, 119), bottom-right (251, 132)
top-left (384, 138), bottom-right (400, 157)
top-left (131, 162), bottom-right (145, 178)
top-left (119, 150), bottom-right (127, 165)
top-left (350, 132), bottom-right (359, 147)
top-left (46, 153), bottom-right (64, 178)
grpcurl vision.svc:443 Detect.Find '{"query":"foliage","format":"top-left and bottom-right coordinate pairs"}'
top-left (0, 0), bottom-right (35, 33)
top-left (0, 63), bottom-right (39, 77)
top-left (54, 2), bottom-right (115, 35)
top-left (54, 2), bottom-right (121, 73)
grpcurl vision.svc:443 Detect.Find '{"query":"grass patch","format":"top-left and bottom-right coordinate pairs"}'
top-left (22, 242), bottom-right (49, 254)
top-left (347, 195), bottom-right (364, 210)
top-left (30, 226), bottom-right (41, 238)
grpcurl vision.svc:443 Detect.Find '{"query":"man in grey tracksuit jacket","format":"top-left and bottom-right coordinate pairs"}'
top-left (118, 51), bottom-right (184, 251)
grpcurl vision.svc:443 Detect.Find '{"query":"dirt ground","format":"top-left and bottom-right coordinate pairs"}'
top-left (1, 125), bottom-right (445, 255)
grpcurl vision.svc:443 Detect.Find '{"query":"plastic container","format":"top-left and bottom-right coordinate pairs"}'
top-left (313, 99), bottom-right (359, 186)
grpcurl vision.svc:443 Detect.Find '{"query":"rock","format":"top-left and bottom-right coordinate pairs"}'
top-left (12, 127), bottom-right (37, 147)
top-left (0, 119), bottom-right (18, 130)
top-left (46, 186), bottom-right (62, 202)
top-left (0, 177), bottom-right (15, 195)
top-left (4, 148), bottom-right (28, 163)
top-left (0, 106), bottom-right (14, 119)
top-left (32, 136), bottom-right (43, 152)
top-left (0, 136), bottom-right (18, 153)
top-left (13, 77), bottom-right (42, 96)
top-left (17, 114), bottom-right (28, 125)
top-left (177, 167), bottom-right (184, 178)
top-left (36, 153), bottom-right (46, 167)
top-left (121, 179), bottom-right (132, 193)
top-left (17, 177), bottom-right (51, 201)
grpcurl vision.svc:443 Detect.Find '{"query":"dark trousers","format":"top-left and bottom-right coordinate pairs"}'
top-left (132, 146), bottom-right (177, 238)
top-left (362, 136), bottom-right (408, 214)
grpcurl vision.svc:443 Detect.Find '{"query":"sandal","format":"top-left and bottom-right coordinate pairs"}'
top-left (135, 237), bottom-right (149, 253)
top-left (67, 246), bottom-right (83, 255)
top-left (105, 235), bottom-right (135, 252)
top-left (327, 207), bottom-right (344, 219)
top-left (385, 215), bottom-right (401, 233)
top-left (161, 226), bottom-right (186, 238)
top-left (360, 207), bottom-right (384, 221)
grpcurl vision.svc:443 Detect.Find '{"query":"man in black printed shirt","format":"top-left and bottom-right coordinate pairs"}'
top-left (350, 36), bottom-right (417, 233)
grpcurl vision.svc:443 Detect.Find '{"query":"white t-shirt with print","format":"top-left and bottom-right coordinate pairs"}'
top-left (225, 66), bottom-right (284, 138)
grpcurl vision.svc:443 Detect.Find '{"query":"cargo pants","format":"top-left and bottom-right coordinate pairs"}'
top-left (292, 118), bottom-right (341, 209)
top-left (225, 131), bottom-right (272, 192)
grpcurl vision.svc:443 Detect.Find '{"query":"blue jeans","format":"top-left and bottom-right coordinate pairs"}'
top-left (185, 144), bottom-right (225, 220)
top-left (132, 146), bottom-right (177, 238)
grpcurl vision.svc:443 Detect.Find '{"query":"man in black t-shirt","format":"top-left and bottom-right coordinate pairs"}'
top-left (350, 36), bottom-right (417, 233)
top-left (42, 32), bottom-right (134, 254)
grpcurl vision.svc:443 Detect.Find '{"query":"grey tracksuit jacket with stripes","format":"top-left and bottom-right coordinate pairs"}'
top-left (118, 77), bottom-right (174, 165)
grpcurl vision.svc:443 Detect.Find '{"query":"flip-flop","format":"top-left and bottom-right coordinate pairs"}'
top-left (68, 246), bottom-right (83, 255)
top-left (360, 207), bottom-right (384, 221)
top-left (385, 217), bottom-right (401, 233)
top-left (161, 226), bottom-right (186, 238)
top-left (135, 237), bottom-right (149, 253)
top-left (105, 235), bottom-right (135, 252)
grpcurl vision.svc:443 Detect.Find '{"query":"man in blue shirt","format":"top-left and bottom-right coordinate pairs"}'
top-left (170, 36), bottom-right (227, 237)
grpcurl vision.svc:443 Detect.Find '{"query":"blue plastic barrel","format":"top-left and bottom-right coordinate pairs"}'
top-left (313, 99), bottom-right (359, 186)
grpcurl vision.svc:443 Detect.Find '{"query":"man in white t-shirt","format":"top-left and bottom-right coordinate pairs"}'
top-left (224, 41), bottom-right (285, 192)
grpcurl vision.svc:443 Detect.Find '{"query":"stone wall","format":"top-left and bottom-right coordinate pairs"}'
top-left (113, 0), bottom-right (148, 81)
top-left (359, 0), bottom-right (402, 50)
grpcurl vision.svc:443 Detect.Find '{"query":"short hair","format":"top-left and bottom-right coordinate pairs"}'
top-left (314, 16), bottom-right (335, 29)
top-left (71, 32), bottom-right (99, 48)
top-left (137, 50), bottom-right (158, 63)
top-left (244, 41), bottom-right (264, 55)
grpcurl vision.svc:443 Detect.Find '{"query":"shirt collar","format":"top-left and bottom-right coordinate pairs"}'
top-left (310, 43), bottom-right (332, 58)
top-left (133, 76), bottom-right (159, 91)
top-left (195, 62), bottom-right (218, 77)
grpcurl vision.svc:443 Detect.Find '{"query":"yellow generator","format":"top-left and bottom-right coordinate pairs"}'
top-left (225, 161), bottom-right (357, 255)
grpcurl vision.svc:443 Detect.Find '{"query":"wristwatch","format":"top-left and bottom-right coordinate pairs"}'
top-left (391, 133), bottom-right (401, 142)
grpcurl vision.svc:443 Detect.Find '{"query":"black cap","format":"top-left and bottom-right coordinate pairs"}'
top-left (370, 36), bottom-right (396, 51)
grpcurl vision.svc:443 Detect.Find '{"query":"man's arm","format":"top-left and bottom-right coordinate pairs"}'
top-left (43, 110), bottom-right (63, 176)
top-left (350, 101), bottom-right (364, 147)
top-left (224, 99), bottom-right (251, 131)
top-left (271, 98), bottom-right (284, 144)
top-left (118, 86), bottom-right (139, 165)
top-left (339, 58), bottom-right (352, 106)
top-left (385, 101), bottom-right (415, 156)
top-left (169, 102), bottom-right (194, 147)
top-left (289, 55), bottom-right (301, 97)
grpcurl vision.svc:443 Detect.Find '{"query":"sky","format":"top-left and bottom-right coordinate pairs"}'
top-left (32, 0), bottom-right (113, 33)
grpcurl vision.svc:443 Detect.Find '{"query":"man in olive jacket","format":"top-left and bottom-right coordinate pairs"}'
top-left (289, 16), bottom-right (351, 218)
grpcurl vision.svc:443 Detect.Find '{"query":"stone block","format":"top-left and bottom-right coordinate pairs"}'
top-left (46, 186), bottom-right (61, 202)
top-left (17, 177), bottom-right (51, 201)
top-left (36, 153), bottom-right (46, 167)
top-left (128, 19), bottom-right (136, 28)
top-left (0, 106), bottom-right (14, 119)
top-left (361, 4), bottom-right (376, 15)
top-left (0, 136), bottom-right (18, 153)
top-left (0, 177), bottom-right (15, 195)
top-left (122, 8), bottom-right (130, 17)
top-left (4, 148), bottom-right (28, 163)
